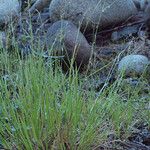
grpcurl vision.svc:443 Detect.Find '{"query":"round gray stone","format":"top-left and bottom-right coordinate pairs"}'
top-left (118, 55), bottom-right (150, 77)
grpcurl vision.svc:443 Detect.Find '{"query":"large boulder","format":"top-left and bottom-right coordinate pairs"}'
top-left (45, 20), bottom-right (92, 71)
top-left (49, 0), bottom-right (137, 29)
top-left (0, 0), bottom-right (20, 25)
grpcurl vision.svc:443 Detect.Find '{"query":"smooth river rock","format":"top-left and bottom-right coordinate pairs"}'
top-left (49, 0), bottom-right (137, 29)
top-left (46, 20), bottom-right (92, 71)
top-left (118, 54), bottom-right (150, 77)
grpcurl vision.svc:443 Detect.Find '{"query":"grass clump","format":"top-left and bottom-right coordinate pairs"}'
top-left (0, 30), bottom-right (149, 150)
top-left (0, 52), bottom-right (105, 149)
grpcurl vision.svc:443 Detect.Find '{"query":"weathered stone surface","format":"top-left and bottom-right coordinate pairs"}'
top-left (118, 55), bottom-right (150, 77)
top-left (46, 20), bottom-right (92, 70)
top-left (29, 0), bottom-right (51, 13)
top-left (0, 0), bottom-right (20, 25)
top-left (49, 0), bottom-right (137, 29)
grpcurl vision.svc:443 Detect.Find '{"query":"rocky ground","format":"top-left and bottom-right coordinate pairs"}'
top-left (0, 0), bottom-right (150, 149)
top-left (17, 10), bottom-right (150, 150)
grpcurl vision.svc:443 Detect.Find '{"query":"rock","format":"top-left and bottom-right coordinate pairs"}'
top-left (111, 25), bottom-right (140, 42)
top-left (118, 55), bottom-right (150, 77)
top-left (29, 0), bottom-right (51, 13)
top-left (0, 0), bottom-right (20, 26)
top-left (45, 20), bottom-right (92, 71)
top-left (49, 0), bottom-right (137, 29)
